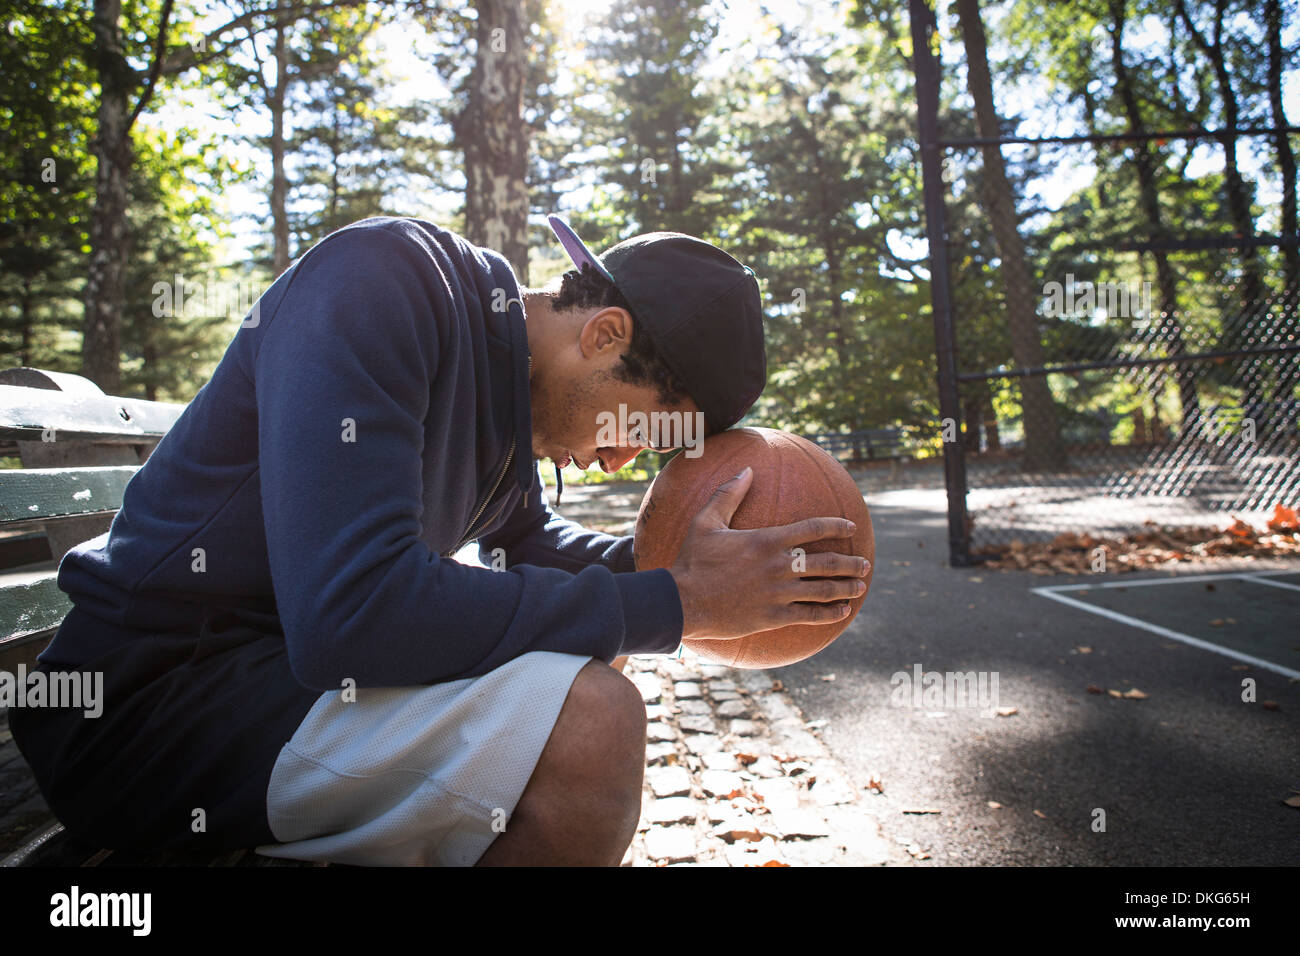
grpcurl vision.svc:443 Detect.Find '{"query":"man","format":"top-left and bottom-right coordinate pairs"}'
top-left (10, 214), bottom-right (869, 866)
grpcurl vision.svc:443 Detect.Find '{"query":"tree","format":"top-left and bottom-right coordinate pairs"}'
top-left (955, 0), bottom-right (1067, 470)
top-left (1263, 0), bottom-right (1298, 295)
top-left (0, 2), bottom-right (96, 372)
top-left (454, 0), bottom-right (532, 280)
top-left (569, 0), bottom-right (727, 242)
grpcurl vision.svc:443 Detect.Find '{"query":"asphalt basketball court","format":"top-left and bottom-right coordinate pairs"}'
top-left (1033, 569), bottom-right (1300, 681)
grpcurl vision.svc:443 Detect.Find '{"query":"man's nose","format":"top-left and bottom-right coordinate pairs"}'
top-left (599, 444), bottom-right (643, 474)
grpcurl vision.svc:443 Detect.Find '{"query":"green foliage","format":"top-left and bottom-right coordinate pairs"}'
top-left (1, 0), bottom-right (1294, 451)
top-left (0, 1), bottom-right (96, 372)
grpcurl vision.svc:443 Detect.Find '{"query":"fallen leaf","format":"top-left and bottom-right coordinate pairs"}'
top-left (996, 706), bottom-right (1019, 717)
top-left (1086, 684), bottom-right (1103, 694)
top-left (715, 824), bottom-right (764, 842)
top-left (1033, 809), bottom-right (1047, 819)
top-left (820, 673), bottom-right (837, 682)
top-left (867, 775), bottom-right (884, 793)
top-left (1107, 689), bottom-right (1123, 698)
top-left (1284, 795), bottom-right (1300, 809)
top-left (1267, 504), bottom-right (1299, 533)
top-left (1075, 646), bottom-right (1092, 654)
top-left (1123, 688), bottom-right (1148, 699)
top-left (1231, 665), bottom-right (1249, 671)
top-left (1262, 700), bottom-right (1279, 711)
top-left (1209, 618), bottom-right (1225, 627)
top-left (902, 808), bottom-right (942, 815)
top-left (970, 513), bottom-right (1300, 573)
top-left (755, 860), bottom-right (790, 867)
top-left (987, 801), bottom-right (1003, 809)
top-left (736, 752), bottom-right (759, 765)
top-left (771, 679), bottom-right (785, 692)
top-left (1226, 517), bottom-right (1256, 540)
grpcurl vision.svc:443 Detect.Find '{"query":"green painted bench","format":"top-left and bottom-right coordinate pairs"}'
top-left (0, 367), bottom-right (318, 867)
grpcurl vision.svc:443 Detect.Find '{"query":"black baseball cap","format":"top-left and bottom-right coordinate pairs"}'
top-left (547, 214), bottom-right (766, 435)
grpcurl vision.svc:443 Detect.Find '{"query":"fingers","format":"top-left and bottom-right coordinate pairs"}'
top-left (767, 515), bottom-right (857, 547)
top-left (796, 551), bottom-right (871, 578)
top-left (766, 601), bottom-right (855, 628)
top-left (784, 575), bottom-right (867, 604)
top-left (693, 466), bottom-right (754, 530)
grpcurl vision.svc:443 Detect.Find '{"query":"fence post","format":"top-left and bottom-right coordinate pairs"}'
top-left (910, 0), bottom-right (973, 566)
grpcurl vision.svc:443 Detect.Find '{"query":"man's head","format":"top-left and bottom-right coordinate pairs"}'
top-left (525, 264), bottom-right (703, 474)
top-left (525, 215), bottom-right (766, 476)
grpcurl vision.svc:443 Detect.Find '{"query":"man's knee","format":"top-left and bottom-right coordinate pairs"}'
top-left (533, 659), bottom-right (645, 825)
top-left (554, 659), bottom-right (647, 780)
top-left (476, 657), bottom-right (646, 865)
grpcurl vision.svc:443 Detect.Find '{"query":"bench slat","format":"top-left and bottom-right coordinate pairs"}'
top-left (0, 466), bottom-right (138, 527)
top-left (0, 571), bottom-right (71, 646)
top-left (0, 384), bottom-right (184, 443)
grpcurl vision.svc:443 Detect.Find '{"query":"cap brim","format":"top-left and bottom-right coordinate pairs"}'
top-left (547, 214), bottom-right (616, 283)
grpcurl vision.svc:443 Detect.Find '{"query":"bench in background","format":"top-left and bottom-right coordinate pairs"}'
top-left (807, 427), bottom-right (906, 462)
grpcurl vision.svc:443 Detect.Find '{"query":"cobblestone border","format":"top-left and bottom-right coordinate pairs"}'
top-left (622, 654), bottom-right (911, 867)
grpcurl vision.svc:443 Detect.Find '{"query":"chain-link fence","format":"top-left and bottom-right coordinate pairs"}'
top-left (909, 0), bottom-right (1300, 566)
top-left (957, 264), bottom-right (1298, 555)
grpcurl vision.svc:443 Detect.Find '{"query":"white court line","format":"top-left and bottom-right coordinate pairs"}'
top-left (1032, 579), bottom-right (1300, 681)
top-left (1041, 568), bottom-right (1299, 593)
top-left (1240, 574), bottom-right (1300, 594)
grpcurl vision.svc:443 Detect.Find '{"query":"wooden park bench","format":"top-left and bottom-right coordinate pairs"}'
top-left (0, 367), bottom-right (317, 867)
top-left (808, 427), bottom-right (907, 462)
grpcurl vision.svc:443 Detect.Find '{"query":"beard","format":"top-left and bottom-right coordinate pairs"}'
top-left (529, 363), bottom-right (614, 462)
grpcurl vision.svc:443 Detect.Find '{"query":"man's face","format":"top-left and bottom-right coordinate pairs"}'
top-left (531, 306), bottom-right (703, 474)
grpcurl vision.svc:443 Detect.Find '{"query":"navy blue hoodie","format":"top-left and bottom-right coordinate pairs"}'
top-left (41, 217), bottom-right (685, 689)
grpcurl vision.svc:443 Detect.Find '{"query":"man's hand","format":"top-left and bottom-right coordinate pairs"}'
top-left (668, 467), bottom-right (870, 641)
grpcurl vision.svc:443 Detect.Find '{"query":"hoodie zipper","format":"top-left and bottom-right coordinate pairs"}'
top-left (447, 438), bottom-right (515, 557)
top-left (445, 353), bottom-right (529, 557)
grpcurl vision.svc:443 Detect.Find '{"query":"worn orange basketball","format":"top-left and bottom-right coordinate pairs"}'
top-left (633, 427), bottom-right (874, 668)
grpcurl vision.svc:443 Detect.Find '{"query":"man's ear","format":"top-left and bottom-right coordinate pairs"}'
top-left (578, 306), bottom-right (634, 359)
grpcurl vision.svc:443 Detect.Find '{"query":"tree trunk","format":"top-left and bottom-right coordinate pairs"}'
top-left (270, 17), bottom-right (291, 276)
top-left (1265, 0), bottom-right (1299, 296)
top-left (83, 0), bottom-right (133, 394)
top-left (955, 0), bottom-right (1066, 471)
top-left (143, 340), bottom-right (158, 401)
top-left (461, 0), bottom-right (530, 284)
top-left (983, 387), bottom-right (1001, 451)
top-left (1176, 0), bottom-right (1266, 339)
top-left (1108, 0), bottom-right (1201, 427)
top-left (962, 388), bottom-right (982, 453)
top-left (329, 103), bottom-right (341, 227)
top-left (19, 277), bottom-right (33, 367)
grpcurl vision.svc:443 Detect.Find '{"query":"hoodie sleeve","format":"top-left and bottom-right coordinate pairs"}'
top-left (475, 464), bottom-right (639, 575)
top-left (253, 224), bottom-right (682, 691)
